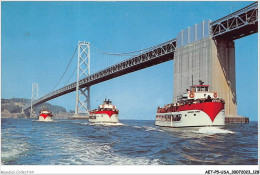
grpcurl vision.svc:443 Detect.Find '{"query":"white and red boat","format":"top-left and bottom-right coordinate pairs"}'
top-left (89, 99), bottom-right (119, 124)
top-left (155, 81), bottom-right (225, 128)
top-left (38, 108), bottom-right (53, 122)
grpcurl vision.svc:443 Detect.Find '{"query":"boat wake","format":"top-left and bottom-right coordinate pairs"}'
top-left (32, 120), bottom-right (57, 122)
top-left (193, 127), bottom-right (234, 134)
top-left (132, 126), bottom-right (142, 129)
top-left (89, 122), bottom-right (124, 126)
top-left (79, 122), bottom-right (89, 125)
top-left (1, 130), bottom-right (30, 163)
top-left (55, 135), bottom-right (160, 165)
top-left (143, 126), bottom-right (158, 131)
top-left (131, 125), bottom-right (165, 132)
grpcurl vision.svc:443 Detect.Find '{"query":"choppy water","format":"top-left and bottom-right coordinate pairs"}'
top-left (1, 118), bottom-right (258, 165)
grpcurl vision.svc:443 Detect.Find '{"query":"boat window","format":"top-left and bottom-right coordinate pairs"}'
top-left (177, 114), bottom-right (181, 121)
top-left (205, 87), bottom-right (208, 91)
top-left (172, 114), bottom-right (181, 121)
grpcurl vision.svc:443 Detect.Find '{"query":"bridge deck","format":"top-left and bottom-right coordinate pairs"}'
top-left (24, 39), bottom-right (176, 110)
top-left (211, 1), bottom-right (258, 40)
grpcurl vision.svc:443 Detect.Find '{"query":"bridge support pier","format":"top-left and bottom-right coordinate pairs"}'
top-left (212, 38), bottom-right (237, 117)
top-left (173, 37), bottom-right (237, 117)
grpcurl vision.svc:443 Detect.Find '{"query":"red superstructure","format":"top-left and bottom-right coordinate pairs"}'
top-left (92, 110), bottom-right (118, 117)
top-left (39, 113), bottom-right (52, 119)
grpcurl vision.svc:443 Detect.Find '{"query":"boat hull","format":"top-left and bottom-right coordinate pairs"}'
top-left (38, 116), bottom-right (53, 122)
top-left (89, 113), bottom-right (119, 124)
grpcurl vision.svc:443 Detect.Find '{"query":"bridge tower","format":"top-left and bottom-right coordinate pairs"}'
top-left (30, 83), bottom-right (39, 118)
top-left (74, 41), bottom-right (91, 117)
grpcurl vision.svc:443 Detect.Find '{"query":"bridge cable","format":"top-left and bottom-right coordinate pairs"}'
top-left (92, 44), bottom-right (150, 56)
top-left (49, 46), bottom-right (77, 93)
top-left (54, 39), bottom-right (176, 89)
top-left (64, 67), bottom-right (77, 86)
top-left (91, 39), bottom-right (175, 56)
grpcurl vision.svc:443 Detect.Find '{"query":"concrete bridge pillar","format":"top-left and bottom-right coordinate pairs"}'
top-left (173, 37), bottom-right (237, 117)
top-left (212, 38), bottom-right (237, 117)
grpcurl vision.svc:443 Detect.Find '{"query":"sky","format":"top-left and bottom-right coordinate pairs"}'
top-left (1, 1), bottom-right (258, 121)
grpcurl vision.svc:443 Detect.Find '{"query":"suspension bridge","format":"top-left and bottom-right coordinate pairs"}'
top-left (23, 2), bottom-right (258, 119)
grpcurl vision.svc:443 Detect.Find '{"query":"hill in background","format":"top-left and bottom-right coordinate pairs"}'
top-left (1, 98), bottom-right (73, 119)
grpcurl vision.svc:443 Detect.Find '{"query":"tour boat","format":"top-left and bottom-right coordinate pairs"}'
top-left (155, 80), bottom-right (225, 128)
top-left (89, 99), bottom-right (119, 124)
top-left (38, 108), bottom-right (53, 121)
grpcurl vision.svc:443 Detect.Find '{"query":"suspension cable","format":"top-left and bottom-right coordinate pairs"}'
top-left (64, 67), bottom-right (77, 86)
top-left (91, 39), bottom-right (175, 56)
top-left (50, 46), bottom-right (77, 93)
top-left (92, 44), bottom-right (151, 56)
